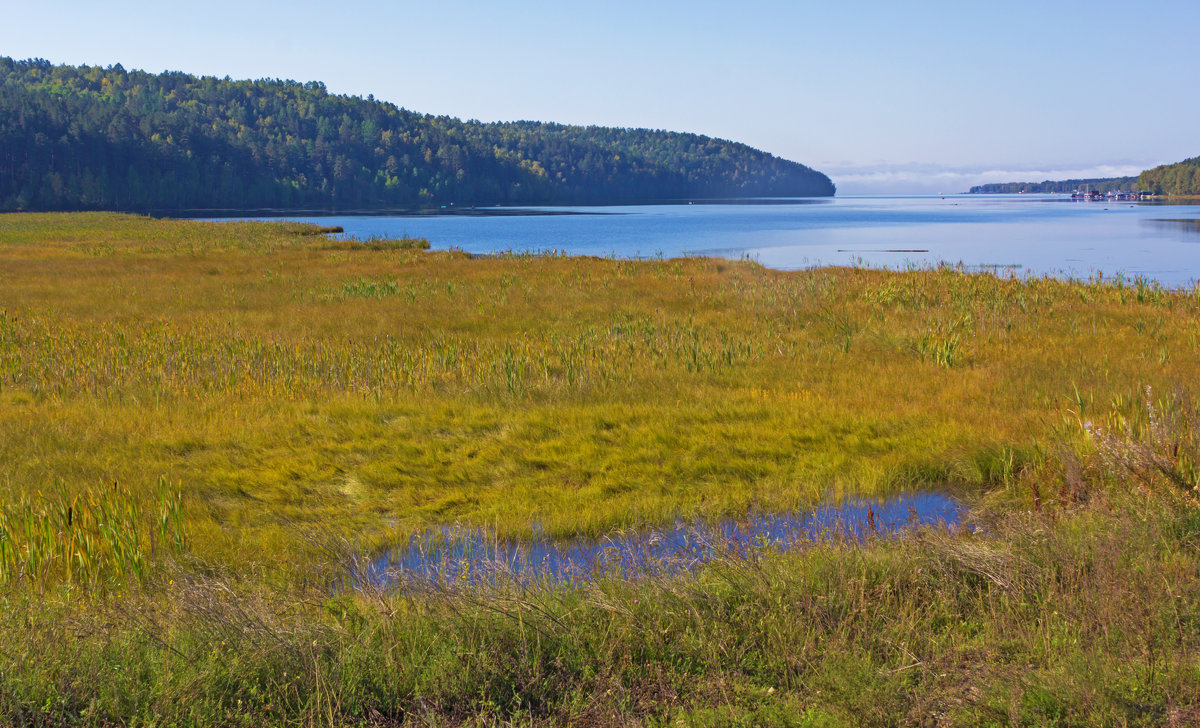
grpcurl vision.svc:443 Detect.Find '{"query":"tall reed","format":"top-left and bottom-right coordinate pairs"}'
top-left (0, 477), bottom-right (186, 589)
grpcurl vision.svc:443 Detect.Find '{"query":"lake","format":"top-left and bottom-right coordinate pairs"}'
top-left (222, 194), bottom-right (1200, 287)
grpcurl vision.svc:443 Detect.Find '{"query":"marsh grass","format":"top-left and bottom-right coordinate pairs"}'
top-left (2, 213), bottom-right (1200, 724)
top-left (3, 213), bottom-right (1200, 556)
top-left (0, 478), bottom-right (185, 589)
top-left (2, 419), bottom-right (1197, 726)
top-left (320, 234), bottom-right (430, 252)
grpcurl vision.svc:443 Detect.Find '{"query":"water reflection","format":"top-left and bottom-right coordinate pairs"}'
top-left (1146, 218), bottom-right (1200, 240)
top-left (365, 491), bottom-right (965, 588)
top-left (221, 195), bottom-right (1200, 287)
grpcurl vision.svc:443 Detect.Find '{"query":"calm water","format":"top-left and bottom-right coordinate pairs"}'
top-left (366, 491), bottom-right (964, 588)
top-left (231, 195), bottom-right (1200, 287)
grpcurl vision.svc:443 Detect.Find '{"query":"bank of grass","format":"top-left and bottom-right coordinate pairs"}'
top-left (1, 212), bottom-right (1199, 725)
top-left (4, 426), bottom-right (1199, 726)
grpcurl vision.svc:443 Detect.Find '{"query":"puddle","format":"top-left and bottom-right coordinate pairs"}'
top-left (362, 491), bottom-right (966, 588)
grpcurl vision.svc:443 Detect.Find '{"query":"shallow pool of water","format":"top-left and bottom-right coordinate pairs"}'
top-left (365, 490), bottom-right (966, 588)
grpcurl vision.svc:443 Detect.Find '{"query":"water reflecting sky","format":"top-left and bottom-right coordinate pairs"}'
top-left (233, 195), bottom-right (1200, 288)
top-left (368, 491), bottom-right (964, 588)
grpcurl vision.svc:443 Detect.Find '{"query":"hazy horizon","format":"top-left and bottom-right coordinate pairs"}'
top-left (5, 0), bottom-right (1197, 194)
top-left (825, 162), bottom-right (1150, 196)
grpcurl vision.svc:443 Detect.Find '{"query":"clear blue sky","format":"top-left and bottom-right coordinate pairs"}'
top-left (4, 0), bottom-right (1197, 193)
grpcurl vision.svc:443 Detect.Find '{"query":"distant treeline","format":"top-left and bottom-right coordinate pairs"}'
top-left (1138, 156), bottom-right (1200, 196)
top-left (968, 177), bottom-right (1138, 194)
top-left (0, 58), bottom-right (834, 212)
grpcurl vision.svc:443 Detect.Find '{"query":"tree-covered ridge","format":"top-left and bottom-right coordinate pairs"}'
top-left (967, 177), bottom-right (1137, 194)
top-left (0, 57), bottom-right (834, 211)
top-left (1138, 156), bottom-right (1200, 196)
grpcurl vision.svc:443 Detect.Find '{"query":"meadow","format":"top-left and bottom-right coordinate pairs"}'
top-left (1, 212), bottom-right (1198, 726)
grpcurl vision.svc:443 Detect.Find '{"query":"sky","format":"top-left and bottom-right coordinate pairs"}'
top-left (3, 0), bottom-right (1198, 193)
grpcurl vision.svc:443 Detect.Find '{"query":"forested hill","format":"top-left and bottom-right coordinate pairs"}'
top-left (0, 58), bottom-right (834, 212)
top-left (1138, 156), bottom-right (1200, 196)
top-left (967, 177), bottom-right (1137, 194)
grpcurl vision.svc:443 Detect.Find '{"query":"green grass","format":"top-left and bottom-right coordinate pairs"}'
top-left (0, 212), bottom-right (1198, 725)
top-left (3, 444), bottom-right (1198, 726)
top-left (0, 477), bottom-right (185, 589)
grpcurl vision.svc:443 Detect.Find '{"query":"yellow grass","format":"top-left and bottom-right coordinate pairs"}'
top-left (2, 212), bottom-right (1198, 574)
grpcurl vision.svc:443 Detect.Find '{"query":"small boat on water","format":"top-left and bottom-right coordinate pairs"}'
top-left (1069, 185), bottom-right (1141, 201)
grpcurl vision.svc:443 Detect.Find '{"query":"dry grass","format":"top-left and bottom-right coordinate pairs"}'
top-left (3, 213), bottom-right (1199, 566)
top-left (0, 212), bottom-right (1199, 725)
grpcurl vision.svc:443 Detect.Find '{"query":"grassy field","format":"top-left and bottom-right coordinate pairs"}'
top-left (1, 212), bottom-right (1198, 726)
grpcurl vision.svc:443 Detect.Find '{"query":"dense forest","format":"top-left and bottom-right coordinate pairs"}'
top-left (0, 58), bottom-right (834, 212)
top-left (967, 177), bottom-right (1137, 194)
top-left (1138, 156), bottom-right (1200, 196)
